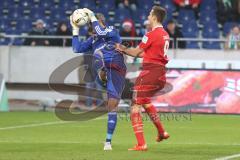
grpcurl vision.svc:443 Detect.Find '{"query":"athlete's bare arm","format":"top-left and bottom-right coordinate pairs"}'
top-left (116, 44), bottom-right (144, 58)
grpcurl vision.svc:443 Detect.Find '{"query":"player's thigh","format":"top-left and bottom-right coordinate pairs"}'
top-left (106, 69), bottom-right (125, 99)
top-left (133, 71), bottom-right (166, 105)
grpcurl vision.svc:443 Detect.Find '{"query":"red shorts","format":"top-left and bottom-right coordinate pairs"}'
top-left (133, 64), bottom-right (166, 105)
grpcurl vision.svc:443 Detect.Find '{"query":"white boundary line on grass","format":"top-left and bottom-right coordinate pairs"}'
top-left (0, 140), bottom-right (239, 146)
top-left (0, 116), bottom-right (106, 130)
top-left (214, 153), bottom-right (240, 160)
top-left (0, 121), bottom-right (69, 130)
top-left (166, 142), bottom-right (240, 146)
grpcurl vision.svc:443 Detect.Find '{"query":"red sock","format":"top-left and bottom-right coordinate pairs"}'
top-left (145, 104), bottom-right (165, 135)
top-left (131, 112), bottom-right (146, 146)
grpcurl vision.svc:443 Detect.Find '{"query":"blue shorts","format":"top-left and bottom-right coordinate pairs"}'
top-left (93, 50), bottom-right (126, 100)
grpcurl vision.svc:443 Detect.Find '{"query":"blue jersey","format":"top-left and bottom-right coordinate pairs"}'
top-left (72, 21), bottom-right (124, 66)
top-left (72, 20), bottom-right (126, 99)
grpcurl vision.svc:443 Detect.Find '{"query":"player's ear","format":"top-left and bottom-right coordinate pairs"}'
top-left (152, 15), bottom-right (157, 22)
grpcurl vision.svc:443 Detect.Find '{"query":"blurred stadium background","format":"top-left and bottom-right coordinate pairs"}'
top-left (0, 0), bottom-right (240, 159)
top-left (0, 0), bottom-right (240, 113)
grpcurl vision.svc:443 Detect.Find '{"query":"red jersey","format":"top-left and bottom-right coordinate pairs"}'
top-left (138, 26), bottom-right (169, 66)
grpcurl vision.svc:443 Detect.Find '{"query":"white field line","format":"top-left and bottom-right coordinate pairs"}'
top-left (0, 140), bottom-right (239, 146)
top-left (0, 116), bottom-right (106, 130)
top-left (0, 121), bottom-right (69, 130)
top-left (214, 154), bottom-right (240, 160)
top-left (165, 142), bottom-right (240, 146)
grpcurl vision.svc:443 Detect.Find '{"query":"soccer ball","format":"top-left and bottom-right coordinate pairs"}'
top-left (72, 9), bottom-right (89, 26)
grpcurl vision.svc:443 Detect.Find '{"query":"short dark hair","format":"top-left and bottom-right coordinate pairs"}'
top-left (167, 19), bottom-right (175, 25)
top-left (152, 6), bottom-right (166, 23)
top-left (96, 13), bottom-right (106, 25)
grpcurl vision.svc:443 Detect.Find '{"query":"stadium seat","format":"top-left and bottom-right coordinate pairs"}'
top-left (39, 0), bottom-right (55, 8)
top-left (202, 22), bottom-right (220, 38)
top-left (202, 41), bottom-right (221, 49)
top-left (0, 8), bottom-right (7, 20)
top-left (177, 9), bottom-right (195, 24)
top-left (200, 0), bottom-right (217, 11)
top-left (138, 0), bottom-right (154, 10)
top-left (5, 28), bottom-right (22, 35)
top-left (0, 38), bottom-right (10, 45)
top-left (160, 0), bottom-right (176, 13)
top-left (98, 0), bottom-right (115, 10)
top-left (16, 20), bottom-right (33, 33)
top-left (0, 19), bottom-right (11, 32)
top-left (8, 7), bottom-right (23, 19)
top-left (50, 9), bottom-right (66, 21)
top-left (199, 11), bottom-right (217, 25)
top-left (223, 22), bottom-right (237, 36)
top-left (1, 0), bottom-right (17, 8)
top-left (13, 38), bottom-right (25, 46)
top-left (58, 0), bottom-right (75, 10)
top-left (114, 8), bottom-right (131, 23)
top-left (31, 8), bottom-right (45, 19)
top-left (132, 9), bottom-right (148, 23)
top-left (182, 21), bottom-right (199, 37)
top-left (79, 0), bottom-right (96, 10)
top-left (185, 41), bottom-right (200, 49)
top-left (182, 21), bottom-right (200, 49)
top-left (19, 0), bottom-right (35, 8)
top-left (202, 21), bottom-right (221, 49)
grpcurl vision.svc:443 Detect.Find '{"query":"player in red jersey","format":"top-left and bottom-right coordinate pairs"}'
top-left (116, 6), bottom-right (170, 151)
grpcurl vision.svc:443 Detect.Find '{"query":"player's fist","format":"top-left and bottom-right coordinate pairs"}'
top-left (83, 8), bottom-right (97, 22)
top-left (83, 8), bottom-right (94, 16)
top-left (70, 15), bottom-right (78, 28)
top-left (70, 15), bottom-right (79, 36)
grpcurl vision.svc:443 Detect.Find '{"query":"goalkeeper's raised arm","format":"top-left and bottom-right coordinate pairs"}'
top-left (83, 8), bottom-right (118, 38)
top-left (70, 14), bottom-right (93, 53)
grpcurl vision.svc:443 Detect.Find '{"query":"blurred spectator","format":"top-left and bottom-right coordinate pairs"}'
top-left (217, 0), bottom-right (236, 24)
top-left (24, 19), bottom-right (50, 46)
top-left (166, 20), bottom-right (186, 49)
top-left (95, 0), bottom-right (100, 7)
top-left (174, 0), bottom-right (201, 18)
top-left (120, 19), bottom-right (138, 47)
top-left (174, 0), bottom-right (201, 9)
top-left (53, 22), bottom-right (72, 46)
top-left (116, 0), bottom-right (137, 12)
top-left (225, 25), bottom-right (240, 50)
top-left (139, 20), bottom-right (152, 36)
top-left (232, 0), bottom-right (240, 22)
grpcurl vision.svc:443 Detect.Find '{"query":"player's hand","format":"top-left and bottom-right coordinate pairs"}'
top-left (70, 15), bottom-right (79, 36)
top-left (115, 43), bottom-right (127, 54)
top-left (83, 8), bottom-right (97, 22)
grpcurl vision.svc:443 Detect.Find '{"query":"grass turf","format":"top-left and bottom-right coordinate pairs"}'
top-left (0, 112), bottom-right (239, 160)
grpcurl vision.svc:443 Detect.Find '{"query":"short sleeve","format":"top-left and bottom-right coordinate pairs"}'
top-left (138, 33), bottom-right (152, 51)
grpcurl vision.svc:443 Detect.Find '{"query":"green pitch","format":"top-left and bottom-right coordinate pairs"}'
top-left (0, 112), bottom-right (239, 160)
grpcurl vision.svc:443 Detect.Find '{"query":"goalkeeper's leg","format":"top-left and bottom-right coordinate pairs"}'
top-left (104, 69), bottom-right (125, 150)
top-left (104, 98), bottom-right (119, 150)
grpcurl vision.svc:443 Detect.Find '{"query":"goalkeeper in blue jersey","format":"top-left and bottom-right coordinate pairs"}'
top-left (70, 8), bottom-right (126, 150)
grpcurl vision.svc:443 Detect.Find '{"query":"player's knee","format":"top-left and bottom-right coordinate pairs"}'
top-left (143, 103), bottom-right (152, 108)
top-left (131, 104), bottom-right (141, 113)
top-left (107, 98), bottom-right (119, 111)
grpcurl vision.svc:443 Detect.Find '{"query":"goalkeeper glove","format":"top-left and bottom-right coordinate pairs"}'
top-left (83, 8), bottom-right (97, 22)
top-left (70, 15), bottom-right (79, 36)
